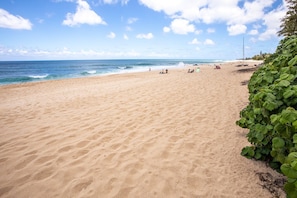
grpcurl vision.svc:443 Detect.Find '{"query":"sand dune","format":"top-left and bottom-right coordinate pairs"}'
top-left (0, 61), bottom-right (285, 197)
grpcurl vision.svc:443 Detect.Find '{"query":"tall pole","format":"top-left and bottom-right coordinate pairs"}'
top-left (243, 37), bottom-right (245, 65)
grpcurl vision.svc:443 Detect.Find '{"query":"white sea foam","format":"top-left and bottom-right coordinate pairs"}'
top-left (87, 70), bottom-right (96, 74)
top-left (29, 74), bottom-right (49, 79)
top-left (178, 62), bottom-right (185, 67)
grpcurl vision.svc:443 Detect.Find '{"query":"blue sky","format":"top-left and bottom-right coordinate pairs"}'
top-left (0, 0), bottom-right (287, 60)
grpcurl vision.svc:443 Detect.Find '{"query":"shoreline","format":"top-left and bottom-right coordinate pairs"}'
top-left (0, 60), bottom-right (284, 197)
top-left (0, 60), bottom-right (263, 88)
top-left (0, 59), bottom-right (228, 87)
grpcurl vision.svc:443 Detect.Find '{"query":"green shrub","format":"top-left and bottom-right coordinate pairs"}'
top-left (236, 35), bottom-right (297, 197)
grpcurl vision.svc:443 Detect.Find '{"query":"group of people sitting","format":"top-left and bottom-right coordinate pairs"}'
top-left (188, 67), bottom-right (200, 73)
top-left (160, 69), bottom-right (168, 74)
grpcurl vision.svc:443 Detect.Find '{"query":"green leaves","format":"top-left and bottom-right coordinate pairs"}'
top-left (280, 108), bottom-right (297, 125)
top-left (281, 152), bottom-right (297, 198)
top-left (272, 137), bottom-right (285, 148)
top-left (293, 122), bottom-right (297, 131)
top-left (263, 100), bottom-right (279, 111)
top-left (236, 36), bottom-right (297, 197)
top-left (278, 80), bottom-right (291, 87)
top-left (241, 146), bottom-right (255, 159)
top-left (281, 164), bottom-right (297, 179)
top-left (288, 55), bottom-right (297, 67)
top-left (283, 88), bottom-right (295, 99)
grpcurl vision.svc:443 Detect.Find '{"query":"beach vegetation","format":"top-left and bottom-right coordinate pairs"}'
top-left (248, 52), bottom-right (272, 61)
top-left (236, 35), bottom-right (297, 197)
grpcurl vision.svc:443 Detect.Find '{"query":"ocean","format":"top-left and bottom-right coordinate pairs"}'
top-left (0, 59), bottom-right (224, 85)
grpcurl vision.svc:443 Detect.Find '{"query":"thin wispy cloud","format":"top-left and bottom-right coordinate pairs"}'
top-left (123, 34), bottom-right (129, 40)
top-left (107, 32), bottom-right (116, 39)
top-left (136, 33), bottom-right (154, 39)
top-left (189, 38), bottom-right (200, 45)
top-left (207, 28), bottom-right (215, 33)
top-left (127, 17), bottom-right (138, 24)
top-left (204, 39), bottom-right (215, 45)
top-left (103, 0), bottom-right (129, 5)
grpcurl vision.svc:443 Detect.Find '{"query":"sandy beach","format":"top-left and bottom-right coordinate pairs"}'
top-left (0, 61), bottom-right (285, 197)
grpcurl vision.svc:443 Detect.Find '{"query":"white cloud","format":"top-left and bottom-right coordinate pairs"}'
top-left (259, 29), bottom-right (277, 41)
top-left (63, 0), bottom-right (106, 26)
top-left (0, 8), bottom-right (32, 30)
top-left (139, 0), bottom-right (206, 16)
top-left (107, 32), bottom-right (116, 39)
top-left (253, 24), bottom-right (262, 29)
top-left (249, 29), bottom-right (258, 35)
top-left (136, 33), bottom-right (154, 39)
top-left (238, 0), bottom-right (275, 24)
top-left (126, 26), bottom-right (132, 31)
top-left (15, 48), bottom-right (28, 55)
top-left (123, 34), bottom-right (129, 40)
top-left (204, 39), bottom-right (215, 45)
top-left (139, 0), bottom-right (276, 25)
top-left (170, 19), bottom-right (195, 35)
top-left (127, 17), bottom-right (138, 24)
top-left (199, 2), bottom-right (243, 24)
top-left (207, 28), bottom-right (215, 33)
top-left (103, 0), bottom-right (129, 5)
top-left (195, 29), bottom-right (202, 34)
top-left (146, 51), bottom-right (171, 58)
top-left (189, 38), bottom-right (200, 45)
top-left (163, 26), bottom-right (170, 33)
top-left (227, 24), bottom-right (247, 36)
top-left (103, 0), bottom-right (117, 3)
top-left (139, 0), bottom-right (285, 40)
top-left (0, 45), bottom-right (142, 59)
top-left (258, 5), bottom-right (286, 41)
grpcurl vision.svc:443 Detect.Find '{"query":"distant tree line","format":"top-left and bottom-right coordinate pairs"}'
top-left (246, 52), bottom-right (272, 61)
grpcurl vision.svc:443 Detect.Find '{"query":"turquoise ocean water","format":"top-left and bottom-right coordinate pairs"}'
top-left (0, 59), bottom-right (224, 85)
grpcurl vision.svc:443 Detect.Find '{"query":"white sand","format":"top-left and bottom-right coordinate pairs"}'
top-left (0, 61), bottom-right (285, 197)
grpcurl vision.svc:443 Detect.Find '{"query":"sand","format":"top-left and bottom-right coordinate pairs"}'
top-left (0, 61), bottom-right (286, 198)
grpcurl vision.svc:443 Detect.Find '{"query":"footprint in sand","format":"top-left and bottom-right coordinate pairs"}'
top-left (76, 140), bottom-right (90, 148)
top-left (72, 149), bottom-right (90, 159)
top-left (73, 179), bottom-right (93, 193)
top-left (15, 155), bottom-right (38, 170)
top-left (58, 145), bottom-right (73, 152)
top-left (0, 157), bottom-right (8, 163)
top-left (33, 167), bottom-right (54, 180)
top-left (35, 155), bottom-right (56, 165)
top-left (0, 186), bottom-right (14, 197)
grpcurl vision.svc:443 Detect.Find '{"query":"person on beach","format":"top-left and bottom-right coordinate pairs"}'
top-left (188, 69), bottom-right (194, 73)
top-left (160, 69), bottom-right (168, 74)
